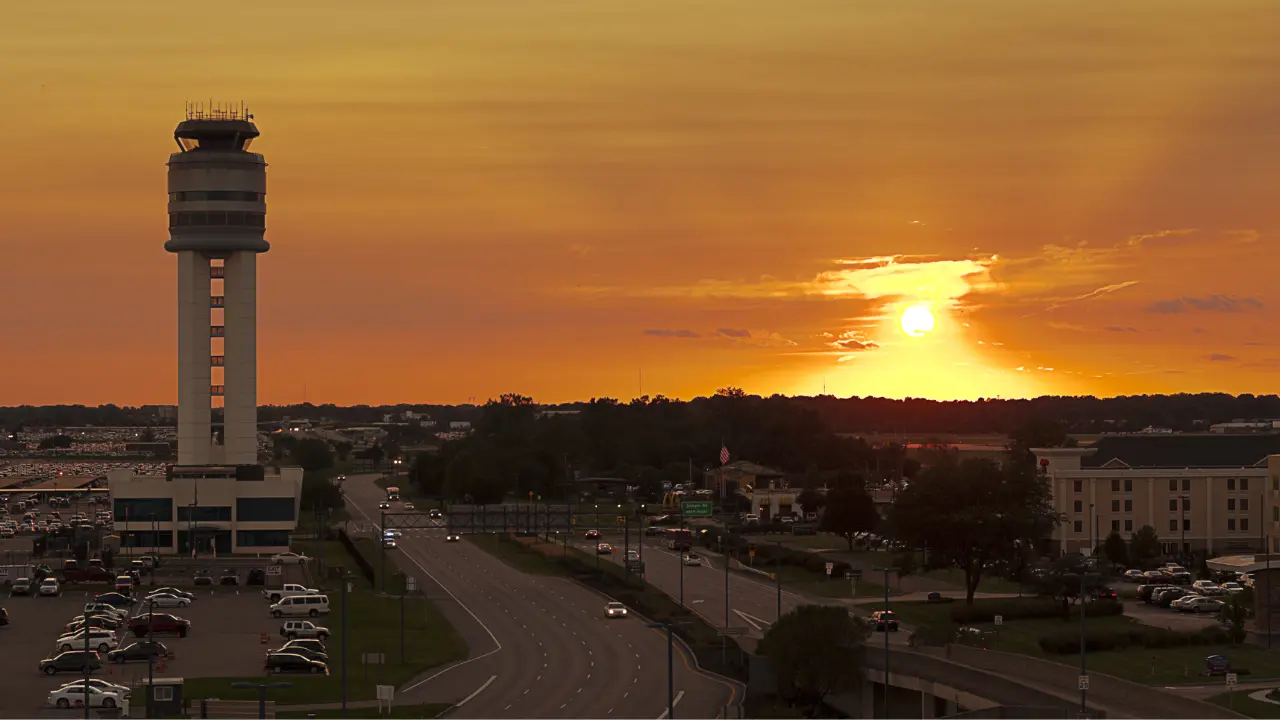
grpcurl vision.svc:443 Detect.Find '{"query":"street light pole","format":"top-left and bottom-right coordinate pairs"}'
top-left (1180, 494), bottom-right (1189, 566)
top-left (341, 575), bottom-right (349, 717)
top-left (647, 622), bottom-right (680, 720)
top-left (82, 608), bottom-right (91, 720)
top-left (146, 599), bottom-right (157, 718)
top-left (1079, 567), bottom-right (1088, 714)
top-left (874, 565), bottom-right (893, 714)
top-left (773, 540), bottom-right (782, 621)
top-left (380, 510), bottom-right (387, 593)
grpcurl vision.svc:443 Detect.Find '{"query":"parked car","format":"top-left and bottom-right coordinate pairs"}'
top-left (267, 645), bottom-right (328, 663)
top-left (83, 603), bottom-right (130, 620)
top-left (280, 620), bottom-right (330, 641)
top-left (1180, 597), bottom-right (1226, 614)
top-left (54, 679), bottom-right (131, 700)
top-left (39, 650), bottom-right (102, 676)
top-left (270, 552), bottom-right (310, 565)
top-left (264, 652), bottom-right (328, 675)
top-left (10, 577), bottom-right (31, 596)
top-left (39, 578), bottom-right (61, 596)
top-left (127, 613), bottom-right (191, 638)
top-left (47, 685), bottom-right (121, 709)
top-left (141, 592), bottom-right (191, 609)
top-left (262, 584), bottom-right (319, 604)
top-left (193, 569), bottom-right (213, 586)
top-left (65, 616), bottom-right (123, 634)
top-left (1123, 569), bottom-right (1145, 582)
top-left (93, 592), bottom-right (134, 608)
top-left (270, 595), bottom-right (330, 618)
top-left (106, 640), bottom-right (171, 664)
top-left (56, 629), bottom-right (118, 654)
top-left (219, 569), bottom-right (240, 586)
top-left (280, 638), bottom-right (327, 656)
top-left (148, 588), bottom-right (195, 602)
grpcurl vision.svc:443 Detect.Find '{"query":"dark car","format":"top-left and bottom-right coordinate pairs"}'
top-left (94, 592), bottom-right (134, 608)
top-left (280, 639), bottom-right (327, 656)
top-left (219, 569), bottom-right (239, 586)
top-left (66, 615), bottom-right (123, 633)
top-left (585, 530), bottom-right (600, 540)
top-left (10, 577), bottom-right (32, 596)
top-left (264, 652), bottom-right (328, 675)
top-left (871, 610), bottom-right (900, 632)
top-left (247, 568), bottom-right (266, 586)
top-left (128, 613), bottom-right (190, 637)
top-left (1206, 654), bottom-right (1231, 676)
top-left (193, 569), bottom-right (213, 586)
top-left (1095, 587), bottom-right (1118, 601)
top-left (107, 641), bottom-right (171, 664)
top-left (0, 607), bottom-right (8, 626)
top-left (40, 650), bottom-right (102, 675)
top-left (267, 645), bottom-right (328, 664)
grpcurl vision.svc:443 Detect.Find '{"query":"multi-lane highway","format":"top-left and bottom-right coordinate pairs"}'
top-left (342, 476), bottom-right (739, 718)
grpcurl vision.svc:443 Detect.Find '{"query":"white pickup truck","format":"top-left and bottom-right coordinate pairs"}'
top-left (263, 584), bottom-right (320, 603)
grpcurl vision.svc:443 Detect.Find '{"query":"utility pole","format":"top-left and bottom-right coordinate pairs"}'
top-left (380, 510), bottom-right (387, 593)
top-left (875, 565), bottom-right (892, 715)
top-left (146, 599), bottom-right (157, 718)
top-left (1079, 567), bottom-right (1088, 714)
top-left (774, 540), bottom-right (782, 621)
top-left (721, 537), bottom-right (730, 665)
top-left (82, 608), bottom-right (91, 720)
top-left (341, 575), bottom-right (349, 717)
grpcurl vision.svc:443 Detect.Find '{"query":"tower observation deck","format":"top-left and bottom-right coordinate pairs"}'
top-left (167, 102), bottom-right (268, 466)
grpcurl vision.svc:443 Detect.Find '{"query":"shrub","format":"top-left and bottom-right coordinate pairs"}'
top-left (1038, 625), bottom-right (1233, 655)
top-left (951, 598), bottom-right (1123, 624)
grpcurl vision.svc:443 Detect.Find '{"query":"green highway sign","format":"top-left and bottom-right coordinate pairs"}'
top-left (681, 500), bottom-right (714, 517)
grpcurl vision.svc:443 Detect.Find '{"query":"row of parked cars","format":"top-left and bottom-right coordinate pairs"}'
top-left (37, 588), bottom-right (196, 709)
top-left (1139, 578), bottom-right (1246, 613)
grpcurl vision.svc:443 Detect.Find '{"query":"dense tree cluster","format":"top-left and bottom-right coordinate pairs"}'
top-left (6, 392), bottom-right (1280, 434)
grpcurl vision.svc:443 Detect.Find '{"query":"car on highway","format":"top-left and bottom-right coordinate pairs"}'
top-left (446, 533), bottom-right (461, 542)
top-left (584, 529), bottom-right (600, 540)
top-left (10, 577), bottom-right (32, 596)
top-left (39, 577), bottom-right (61, 596)
top-left (271, 552), bottom-right (311, 565)
top-left (682, 553), bottom-right (703, 567)
top-left (871, 610), bottom-right (900, 632)
top-left (47, 685), bottom-right (122, 709)
top-left (378, 502), bottom-right (391, 510)
top-left (383, 529), bottom-right (403, 539)
top-left (429, 509), bottom-right (443, 519)
top-left (383, 537), bottom-right (397, 549)
top-left (106, 640), bottom-right (171, 664)
top-left (39, 650), bottom-right (102, 676)
top-left (605, 602), bottom-right (628, 618)
top-left (597, 543), bottom-right (613, 555)
top-left (265, 652), bottom-right (328, 675)
top-left (404, 502), bottom-right (416, 511)
top-left (281, 620), bottom-right (330, 641)
top-left (141, 592), bottom-right (191, 609)
top-left (127, 613), bottom-right (191, 637)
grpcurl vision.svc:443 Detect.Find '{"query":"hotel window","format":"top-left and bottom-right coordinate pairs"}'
top-left (1182, 478), bottom-right (1191, 492)
top-left (1228, 499), bottom-right (1236, 512)
top-left (1111, 520), bottom-right (1120, 532)
top-left (1124, 519), bottom-right (1133, 532)
top-left (1229, 519), bottom-right (1237, 532)
top-left (1228, 478), bottom-right (1236, 491)
top-left (1111, 500), bottom-right (1120, 512)
top-left (1073, 480), bottom-right (1082, 493)
top-left (1074, 500), bottom-right (1083, 513)
top-left (1112, 479), bottom-right (1120, 492)
top-left (1274, 507), bottom-right (1279, 522)
top-left (1169, 499), bottom-right (1178, 511)
top-left (1183, 497), bottom-right (1191, 511)
top-left (1243, 518), bottom-right (1251, 532)
top-left (1169, 519), bottom-right (1178, 532)
top-left (1242, 499), bottom-right (1250, 512)
top-left (1073, 520), bottom-right (1083, 533)
top-left (1124, 479), bottom-right (1133, 492)
top-left (1183, 519), bottom-right (1192, 531)
top-left (1169, 479), bottom-right (1177, 491)
top-left (1242, 478), bottom-right (1250, 491)
top-left (1125, 499), bottom-right (1133, 512)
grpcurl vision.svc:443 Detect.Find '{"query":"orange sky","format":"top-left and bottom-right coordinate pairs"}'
top-left (3, 1), bottom-right (1279, 406)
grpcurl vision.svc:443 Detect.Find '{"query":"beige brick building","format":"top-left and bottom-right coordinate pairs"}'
top-left (1035, 434), bottom-right (1280, 558)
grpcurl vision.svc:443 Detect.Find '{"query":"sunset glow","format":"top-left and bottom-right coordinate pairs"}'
top-left (3, 1), bottom-right (1279, 405)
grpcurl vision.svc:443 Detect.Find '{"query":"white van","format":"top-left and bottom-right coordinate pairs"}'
top-left (269, 594), bottom-right (330, 618)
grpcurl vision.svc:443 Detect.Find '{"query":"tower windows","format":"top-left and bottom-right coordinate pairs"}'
top-left (170, 190), bottom-right (262, 201)
top-left (170, 211), bottom-right (265, 229)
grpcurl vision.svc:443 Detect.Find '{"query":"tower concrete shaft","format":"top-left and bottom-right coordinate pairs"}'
top-left (167, 104), bottom-right (268, 466)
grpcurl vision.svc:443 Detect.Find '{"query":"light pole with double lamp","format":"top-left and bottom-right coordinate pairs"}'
top-left (872, 565), bottom-right (895, 715)
top-left (647, 620), bottom-right (689, 719)
top-left (231, 681), bottom-right (294, 720)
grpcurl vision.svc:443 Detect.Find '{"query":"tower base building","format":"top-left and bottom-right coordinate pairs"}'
top-left (108, 104), bottom-right (301, 555)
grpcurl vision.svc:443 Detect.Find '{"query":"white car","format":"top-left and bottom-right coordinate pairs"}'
top-left (271, 552), bottom-right (310, 565)
top-left (48, 686), bottom-right (122, 710)
top-left (1222, 582), bottom-right (1246, 594)
top-left (56, 630), bottom-right (118, 653)
top-left (605, 602), bottom-right (628, 618)
top-left (683, 553), bottom-right (703, 567)
top-left (404, 503), bottom-right (416, 511)
top-left (84, 603), bottom-right (130, 620)
top-left (57, 679), bottom-right (131, 700)
top-left (39, 578), bottom-right (61, 596)
top-left (142, 592), bottom-right (190, 609)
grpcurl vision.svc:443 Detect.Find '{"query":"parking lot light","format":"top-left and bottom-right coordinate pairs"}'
top-left (231, 681), bottom-right (293, 720)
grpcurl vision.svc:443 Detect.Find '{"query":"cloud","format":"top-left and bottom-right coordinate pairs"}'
top-left (1040, 281), bottom-right (1140, 313)
top-left (716, 328), bottom-right (751, 338)
top-left (1047, 322), bottom-right (1089, 332)
top-left (643, 328), bottom-right (700, 338)
top-left (833, 338), bottom-right (878, 351)
top-left (1102, 325), bottom-right (1138, 333)
top-left (1205, 353), bottom-right (1237, 362)
top-left (1146, 295), bottom-right (1263, 314)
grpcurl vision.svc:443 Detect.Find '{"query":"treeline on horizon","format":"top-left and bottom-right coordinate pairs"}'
top-left (4, 391), bottom-right (1280, 435)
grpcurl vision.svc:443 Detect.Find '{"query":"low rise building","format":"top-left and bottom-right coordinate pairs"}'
top-left (1035, 433), bottom-right (1280, 557)
top-left (109, 464), bottom-right (303, 555)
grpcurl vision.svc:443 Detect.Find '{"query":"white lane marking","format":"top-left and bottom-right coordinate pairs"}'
top-left (656, 690), bottom-right (685, 719)
top-left (734, 609), bottom-right (770, 631)
top-left (455, 675), bottom-right (497, 707)
top-left (504, 705), bottom-right (512, 711)
top-left (524, 689), bottom-right (530, 695)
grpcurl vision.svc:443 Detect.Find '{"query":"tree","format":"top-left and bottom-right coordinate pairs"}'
top-left (38, 434), bottom-right (73, 450)
top-left (334, 441), bottom-right (353, 461)
top-left (1026, 555), bottom-right (1109, 615)
top-left (891, 457), bottom-right (1059, 604)
top-left (1129, 525), bottom-right (1161, 568)
top-left (290, 438), bottom-right (335, 473)
top-left (818, 486), bottom-right (879, 550)
top-left (1103, 531), bottom-right (1128, 566)
top-left (796, 488), bottom-right (826, 515)
top-left (1224, 593), bottom-right (1249, 644)
top-left (758, 605), bottom-right (864, 714)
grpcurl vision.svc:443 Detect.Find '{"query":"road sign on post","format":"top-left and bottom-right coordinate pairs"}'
top-left (825, 562), bottom-right (834, 576)
top-left (994, 615), bottom-right (1003, 626)
top-left (681, 501), bottom-right (714, 517)
top-left (406, 576), bottom-right (416, 593)
top-left (1077, 675), bottom-right (1089, 691)
top-left (1227, 672), bottom-right (1238, 686)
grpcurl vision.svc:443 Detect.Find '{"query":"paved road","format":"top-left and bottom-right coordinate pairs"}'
top-left (343, 477), bottom-right (736, 719)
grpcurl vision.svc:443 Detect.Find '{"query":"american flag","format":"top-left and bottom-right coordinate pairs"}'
top-left (720, 446), bottom-right (730, 465)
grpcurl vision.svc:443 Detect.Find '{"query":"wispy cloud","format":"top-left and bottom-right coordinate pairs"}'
top-left (1147, 295), bottom-right (1264, 314)
top-left (643, 328), bottom-right (700, 338)
top-left (1040, 281), bottom-right (1141, 313)
top-left (716, 328), bottom-right (751, 338)
top-left (1102, 325), bottom-right (1139, 333)
top-left (1205, 353), bottom-right (1237, 362)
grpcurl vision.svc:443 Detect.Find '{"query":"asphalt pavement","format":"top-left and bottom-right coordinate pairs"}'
top-left (343, 477), bottom-right (736, 719)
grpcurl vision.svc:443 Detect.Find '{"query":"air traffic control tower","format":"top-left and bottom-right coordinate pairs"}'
top-left (166, 103), bottom-right (267, 465)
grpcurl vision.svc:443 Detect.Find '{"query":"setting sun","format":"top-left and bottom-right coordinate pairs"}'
top-left (900, 304), bottom-right (936, 338)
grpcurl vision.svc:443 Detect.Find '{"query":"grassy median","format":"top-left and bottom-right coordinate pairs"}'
top-left (1207, 690), bottom-right (1280, 719)
top-left (276, 704), bottom-right (452, 718)
top-left (182, 537), bottom-right (467, 707)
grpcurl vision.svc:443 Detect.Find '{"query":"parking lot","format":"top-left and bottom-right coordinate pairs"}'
top-left (1, 585), bottom-right (300, 716)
